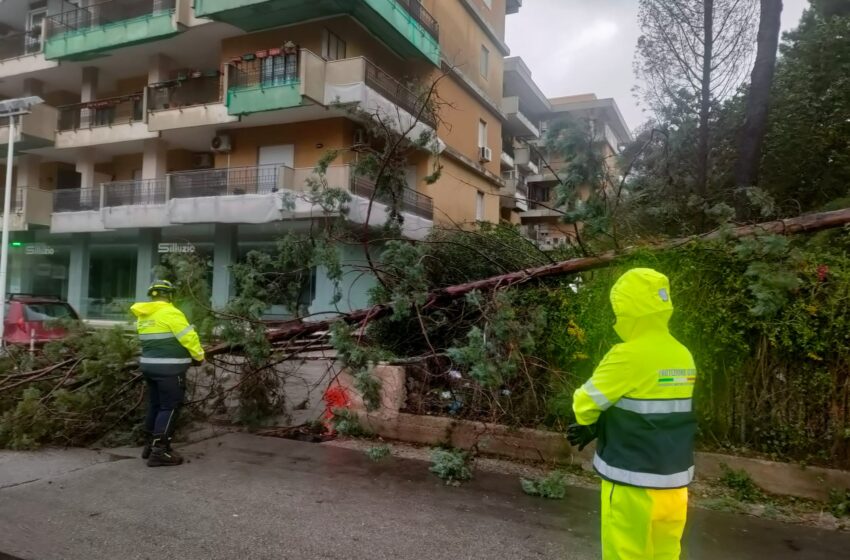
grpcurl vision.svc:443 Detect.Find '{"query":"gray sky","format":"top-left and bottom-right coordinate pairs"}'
top-left (505, 0), bottom-right (810, 131)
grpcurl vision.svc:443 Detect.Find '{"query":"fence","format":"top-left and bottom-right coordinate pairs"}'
top-left (103, 179), bottom-right (167, 207)
top-left (45, 0), bottom-right (176, 38)
top-left (170, 165), bottom-right (281, 198)
top-left (148, 72), bottom-right (222, 111)
top-left (395, 0), bottom-right (439, 39)
top-left (364, 59), bottom-right (435, 127)
top-left (57, 94), bottom-right (145, 131)
top-left (53, 188), bottom-right (100, 212)
top-left (350, 175), bottom-right (433, 220)
top-left (228, 51), bottom-right (299, 91)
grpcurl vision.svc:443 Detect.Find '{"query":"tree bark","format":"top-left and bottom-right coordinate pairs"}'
top-left (696, 0), bottom-right (714, 202)
top-left (735, 0), bottom-right (783, 198)
top-left (202, 206), bottom-right (850, 357)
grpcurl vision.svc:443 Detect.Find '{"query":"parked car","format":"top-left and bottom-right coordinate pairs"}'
top-left (3, 294), bottom-right (80, 345)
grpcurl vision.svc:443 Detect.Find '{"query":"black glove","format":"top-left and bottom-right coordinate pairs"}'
top-left (191, 359), bottom-right (204, 367)
top-left (567, 423), bottom-right (597, 451)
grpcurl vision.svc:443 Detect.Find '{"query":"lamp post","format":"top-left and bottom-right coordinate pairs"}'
top-left (0, 96), bottom-right (43, 345)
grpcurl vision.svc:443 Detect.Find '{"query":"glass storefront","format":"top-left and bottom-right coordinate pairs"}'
top-left (87, 244), bottom-right (138, 320)
top-left (7, 242), bottom-right (70, 299)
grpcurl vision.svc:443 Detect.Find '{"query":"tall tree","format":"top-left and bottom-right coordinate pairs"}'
top-left (636, 0), bottom-right (757, 199)
top-left (734, 0), bottom-right (783, 194)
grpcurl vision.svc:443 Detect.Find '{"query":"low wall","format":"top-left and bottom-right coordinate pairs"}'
top-left (337, 366), bottom-right (850, 501)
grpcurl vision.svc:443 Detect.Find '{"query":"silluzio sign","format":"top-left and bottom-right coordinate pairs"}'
top-left (158, 243), bottom-right (196, 254)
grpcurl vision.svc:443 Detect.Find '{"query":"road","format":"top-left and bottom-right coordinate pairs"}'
top-left (1, 432), bottom-right (848, 559)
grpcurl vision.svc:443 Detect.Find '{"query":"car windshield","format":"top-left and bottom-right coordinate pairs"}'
top-left (23, 302), bottom-right (78, 322)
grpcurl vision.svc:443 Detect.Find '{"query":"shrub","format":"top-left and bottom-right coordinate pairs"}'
top-left (429, 448), bottom-right (473, 485)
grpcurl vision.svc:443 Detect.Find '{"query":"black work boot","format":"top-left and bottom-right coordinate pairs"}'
top-left (141, 433), bottom-right (153, 460)
top-left (146, 436), bottom-right (184, 467)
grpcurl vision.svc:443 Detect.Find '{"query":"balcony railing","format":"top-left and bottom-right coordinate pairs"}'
top-left (228, 51), bottom-right (299, 91)
top-left (0, 30), bottom-right (45, 60)
top-left (350, 175), bottom-right (433, 220)
top-left (170, 165), bottom-right (281, 198)
top-left (57, 93), bottom-right (145, 131)
top-left (103, 179), bottom-right (167, 207)
top-left (395, 0), bottom-right (439, 40)
top-left (148, 72), bottom-right (223, 111)
top-left (53, 188), bottom-right (100, 212)
top-left (364, 59), bottom-right (435, 128)
top-left (45, 0), bottom-right (176, 39)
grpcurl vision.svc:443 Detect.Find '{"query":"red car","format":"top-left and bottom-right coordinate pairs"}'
top-left (3, 294), bottom-right (80, 345)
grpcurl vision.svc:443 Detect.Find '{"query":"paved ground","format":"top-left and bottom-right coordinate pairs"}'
top-left (1, 433), bottom-right (848, 560)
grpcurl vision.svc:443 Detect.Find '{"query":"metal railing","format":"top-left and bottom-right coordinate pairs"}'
top-left (103, 179), bottom-right (167, 207)
top-left (350, 175), bottom-right (434, 220)
top-left (395, 0), bottom-right (439, 40)
top-left (45, 0), bottom-right (176, 38)
top-left (53, 188), bottom-right (100, 212)
top-left (0, 29), bottom-right (44, 60)
top-left (170, 165), bottom-right (281, 198)
top-left (148, 72), bottom-right (222, 111)
top-left (57, 93), bottom-right (145, 131)
top-left (364, 59), bottom-right (435, 128)
top-left (228, 52), bottom-right (299, 91)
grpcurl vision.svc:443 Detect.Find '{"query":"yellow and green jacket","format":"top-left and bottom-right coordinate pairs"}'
top-left (130, 301), bottom-right (204, 375)
top-left (572, 268), bottom-right (697, 489)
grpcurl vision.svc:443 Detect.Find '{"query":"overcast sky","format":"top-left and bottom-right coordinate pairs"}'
top-left (505, 0), bottom-right (810, 131)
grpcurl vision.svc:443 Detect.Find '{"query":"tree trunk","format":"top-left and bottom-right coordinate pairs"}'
top-left (696, 0), bottom-right (714, 203)
top-left (735, 0), bottom-right (783, 208)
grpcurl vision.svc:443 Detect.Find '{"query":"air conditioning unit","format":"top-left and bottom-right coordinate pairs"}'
top-left (211, 134), bottom-right (232, 153)
top-left (479, 146), bottom-right (492, 163)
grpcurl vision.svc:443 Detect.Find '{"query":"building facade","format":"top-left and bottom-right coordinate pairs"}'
top-left (0, 0), bottom-right (528, 320)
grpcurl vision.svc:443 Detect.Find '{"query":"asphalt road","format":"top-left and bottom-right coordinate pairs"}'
top-left (1, 433), bottom-right (848, 559)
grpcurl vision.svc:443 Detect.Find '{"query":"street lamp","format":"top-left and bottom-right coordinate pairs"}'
top-left (0, 96), bottom-right (43, 345)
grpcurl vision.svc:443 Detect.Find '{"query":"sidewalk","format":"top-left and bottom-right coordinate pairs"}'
top-left (0, 433), bottom-right (848, 559)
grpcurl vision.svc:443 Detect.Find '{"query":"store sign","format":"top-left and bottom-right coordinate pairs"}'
top-left (24, 244), bottom-right (55, 256)
top-left (158, 243), bottom-right (196, 254)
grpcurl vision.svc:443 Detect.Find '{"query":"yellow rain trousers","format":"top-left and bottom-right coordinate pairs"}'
top-left (572, 268), bottom-right (696, 560)
top-left (601, 480), bottom-right (688, 559)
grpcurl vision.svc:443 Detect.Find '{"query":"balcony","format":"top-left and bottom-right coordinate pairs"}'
top-left (147, 71), bottom-right (238, 131)
top-left (0, 188), bottom-right (53, 231)
top-left (45, 0), bottom-right (180, 61)
top-left (0, 29), bottom-right (57, 79)
top-left (514, 145), bottom-right (540, 175)
top-left (55, 93), bottom-right (157, 148)
top-left (502, 96), bottom-right (540, 139)
top-left (50, 165), bottom-right (433, 239)
top-left (500, 171), bottom-right (528, 212)
top-left (0, 104), bottom-right (59, 151)
top-left (194, 0), bottom-right (440, 65)
top-left (226, 49), bottom-right (303, 116)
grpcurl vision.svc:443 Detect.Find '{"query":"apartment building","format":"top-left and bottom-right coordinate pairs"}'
top-left (497, 74), bottom-right (632, 249)
top-left (0, 0), bottom-right (524, 320)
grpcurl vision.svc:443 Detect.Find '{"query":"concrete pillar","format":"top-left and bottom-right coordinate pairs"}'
top-left (135, 229), bottom-right (161, 301)
top-left (212, 224), bottom-right (237, 310)
top-left (81, 67), bottom-right (99, 103)
top-left (76, 148), bottom-right (97, 208)
top-left (142, 138), bottom-right (167, 180)
top-left (15, 154), bottom-right (41, 188)
top-left (68, 234), bottom-right (90, 318)
top-left (148, 53), bottom-right (174, 84)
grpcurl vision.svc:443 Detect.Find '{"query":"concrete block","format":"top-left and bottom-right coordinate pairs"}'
top-left (337, 364), bottom-right (406, 420)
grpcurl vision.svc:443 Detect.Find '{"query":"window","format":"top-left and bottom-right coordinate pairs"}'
top-left (480, 45), bottom-right (489, 78)
top-left (476, 191), bottom-right (485, 221)
top-left (478, 119), bottom-right (488, 148)
top-left (322, 29), bottom-right (347, 61)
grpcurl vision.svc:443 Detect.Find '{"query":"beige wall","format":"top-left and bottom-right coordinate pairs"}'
top-left (423, 0), bottom-right (504, 104)
top-left (213, 118), bottom-right (353, 169)
top-left (422, 156), bottom-right (500, 226)
top-left (434, 74), bottom-right (502, 177)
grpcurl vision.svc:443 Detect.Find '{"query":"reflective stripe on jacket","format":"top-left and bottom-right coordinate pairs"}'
top-left (572, 268), bottom-right (697, 489)
top-left (130, 301), bottom-right (205, 375)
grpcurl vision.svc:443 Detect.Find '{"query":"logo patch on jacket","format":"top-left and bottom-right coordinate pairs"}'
top-left (658, 369), bottom-right (696, 385)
